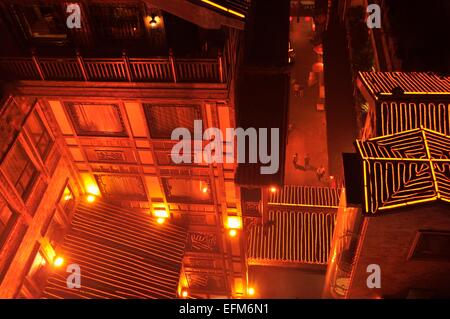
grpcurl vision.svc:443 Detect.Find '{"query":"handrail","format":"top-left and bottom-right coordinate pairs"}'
top-left (0, 52), bottom-right (225, 84)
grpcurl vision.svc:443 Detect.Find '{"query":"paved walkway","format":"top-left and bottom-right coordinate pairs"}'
top-left (285, 17), bottom-right (329, 186)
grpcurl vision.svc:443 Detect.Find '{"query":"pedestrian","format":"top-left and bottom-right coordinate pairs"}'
top-left (293, 81), bottom-right (304, 97)
top-left (304, 153), bottom-right (311, 170)
top-left (316, 165), bottom-right (325, 182)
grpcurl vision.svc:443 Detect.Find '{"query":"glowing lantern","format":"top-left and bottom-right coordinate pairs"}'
top-left (53, 256), bottom-right (64, 267)
top-left (227, 216), bottom-right (242, 230)
top-left (229, 229), bottom-right (238, 237)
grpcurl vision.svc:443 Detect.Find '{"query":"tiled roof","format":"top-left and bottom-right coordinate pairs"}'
top-left (358, 71), bottom-right (450, 97)
top-left (248, 209), bottom-right (337, 265)
top-left (379, 101), bottom-right (450, 136)
top-left (356, 127), bottom-right (450, 214)
top-left (43, 201), bottom-right (187, 299)
top-left (268, 186), bottom-right (342, 208)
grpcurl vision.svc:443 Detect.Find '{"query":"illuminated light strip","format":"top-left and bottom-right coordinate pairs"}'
top-left (422, 129), bottom-right (441, 198)
top-left (357, 127), bottom-right (450, 214)
top-left (267, 202), bottom-right (339, 209)
top-left (201, 0), bottom-right (245, 18)
top-left (360, 157), bottom-right (450, 162)
top-left (363, 161), bottom-right (369, 213)
top-left (358, 72), bottom-right (450, 98)
top-left (377, 197), bottom-right (438, 211)
top-left (404, 92), bottom-right (450, 95)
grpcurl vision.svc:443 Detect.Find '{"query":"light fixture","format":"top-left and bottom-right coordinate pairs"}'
top-left (64, 194), bottom-right (72, 201)
top-left (228, 229), bottom-right (237, 237)
top-left (180, 287), bottom-right (189, 298)
top-left (153, 207), bottom-right (169, 225)
top-left (200, 181), bottom-right (209, 194)
top-left (153, 208), bottom-right (169, 218)
top-left (149, 14), bottom-right (158, 28)
top-left (227, 216), bottom-right (242, 230)
top-left (269, 186), bottom-right (277, 193)
top-left (53, 256), bottom-right (64, 267)
top-left (87, 184), bottom-right (100, 195)
top-left (247, 287), bottom-right (255, 296)
top-left (86, 194), bottom-right (96, 203)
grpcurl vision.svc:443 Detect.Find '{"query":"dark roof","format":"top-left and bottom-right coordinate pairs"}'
top-left (234, 0), bottom-right (290, 187)
top-left (235, 72), bottom-right (289, 186)
top-left (247, 209), bottom-right (336, 265)
top-left (43, 201), bottom-right (187, 299)
top-left (243, 0), bottom-right (290, 67)
top-left (355, 128), bottom-right (450, 214)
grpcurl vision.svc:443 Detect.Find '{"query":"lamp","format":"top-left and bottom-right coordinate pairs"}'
top-left (149, 14), bottom-right (158, 28)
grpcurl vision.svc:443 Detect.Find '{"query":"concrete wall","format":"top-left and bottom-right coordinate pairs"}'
top-left (348, 204), bottom-right (450, 298)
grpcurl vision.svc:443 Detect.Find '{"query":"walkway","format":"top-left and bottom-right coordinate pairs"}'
top-left (285, 17), bottom-right (329, 186)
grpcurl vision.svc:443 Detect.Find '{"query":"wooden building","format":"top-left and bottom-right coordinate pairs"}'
top-left (0, 0), bottom-right (250, 299)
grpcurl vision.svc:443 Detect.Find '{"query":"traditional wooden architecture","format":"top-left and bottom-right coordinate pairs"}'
top-left (0, 0), bottom-right (248, 299)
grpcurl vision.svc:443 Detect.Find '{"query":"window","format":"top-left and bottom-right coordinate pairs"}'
top-left (2, 143), bottom-right (39, 200)
top-left (95, 175), bottom-right (147, 201)
top-left (23, 245), bottom-right (50, 297)
top-left (45, 217), bottom-right (66, 250)
top-left (25, 110), bottom-right (53, 160)
top-left (144, 105), bottom-right (201, 139)
top-left (17, 4), bottom-right (67, 40)
top-left (59, 185), bottom-right (75, 214)
top-left (66, 103), bottom-right (127, 137)
top-left (0, 203), bottom-right (17, 249)
top-left (162, 178), bottom-right (212, 204)
top-left (90, 4), bottom-right (145, 40)
top-left (409, 231), bottom-right (450, 261)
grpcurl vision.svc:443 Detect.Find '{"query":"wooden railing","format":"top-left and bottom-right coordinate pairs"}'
top-left (0, 51), bottom-right (226, 84)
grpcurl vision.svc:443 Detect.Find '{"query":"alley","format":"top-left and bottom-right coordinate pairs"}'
top-left (285, 17), bottom-right (329, 186)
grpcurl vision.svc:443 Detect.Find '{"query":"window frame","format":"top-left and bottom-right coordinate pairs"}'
top-left (162, 177), bottom-right (213, 204)
top-left (12, 3), bottom-right (69, 43)
top-left (0, 203), bottom-right (19, 250)
top-left (408, 230), bottom-right (450, 262)
top-left (24, 108), bottom-right (54, 161)
top-left (2, 142), bottom-right (40, 201)
top-left (65, 102), bottom-right (128, 137)
top-left (143, 104), bottom-right (202, 140)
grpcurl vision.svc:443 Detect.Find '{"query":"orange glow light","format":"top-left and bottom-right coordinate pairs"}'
top-left (86, 194), bottom-right (96, 203)
top-left (229, 229), bottom-right (237, 237)
top-left (247, 287), bottom-right (255, 296)
top-left (202, 186), bottom-right (209, 193)
top-left (153, 209), bottom-right (169, 218)
top-left (180, 288), bottom-right (189, 298)
top-left (53, 256), bottom-right (64, 267)
top-left (269, 186), bottom-right (277, 193)
top-left (156, 217), bottom-right (165, 225)
top-left (227, 216), bottom-right (242, 229)
top-left (87, 184), bottom-right (100, 195)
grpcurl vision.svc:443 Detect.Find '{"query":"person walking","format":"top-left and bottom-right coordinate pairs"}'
top-left (316, 165), bottom-right (325, 182)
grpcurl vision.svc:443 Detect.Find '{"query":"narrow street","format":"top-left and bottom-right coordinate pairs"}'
top-left (285, 17), bottom-right (329, 186)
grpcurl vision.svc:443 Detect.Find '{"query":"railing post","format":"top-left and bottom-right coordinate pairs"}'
top-left (31, 48), bottom-right (45, 80)
top-left (76, 49), bottom-right (89, 81)
top-left (218, 49), bottom-right (224, 83)
top-left (169, 49), bottom-right (177, 83)
top-left (122, 49), bottom-right (132, 82)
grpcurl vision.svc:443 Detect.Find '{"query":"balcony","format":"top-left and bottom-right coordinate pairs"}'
top-left (0, 51), bottom-right (227, 84)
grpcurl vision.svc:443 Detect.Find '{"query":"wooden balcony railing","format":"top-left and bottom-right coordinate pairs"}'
top-left (0, 50), bottom-right (226, 84)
